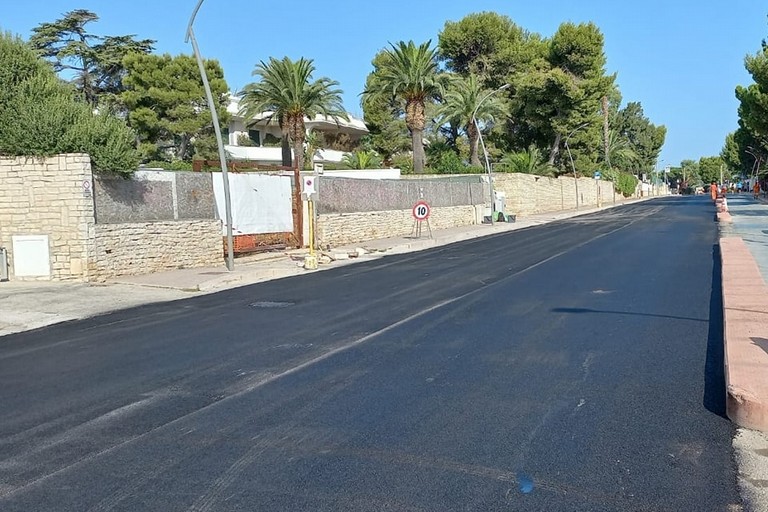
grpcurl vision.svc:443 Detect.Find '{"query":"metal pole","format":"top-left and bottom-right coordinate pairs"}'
top-left (564, 140), bottom-right (579, 208)
top-left (477, 128), bottom-right (495, 225)
top-left (186, 1), bottom-right (234, 271)
top-left (564, 122), bottom-right (588, 209)
top-left (472, 83), bottom-right (510, 225)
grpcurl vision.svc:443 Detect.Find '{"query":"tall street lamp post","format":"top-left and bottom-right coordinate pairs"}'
top-left (564, 123), bottom-right (589, 209)
top-left (186, 0), bottom-right (234, 271)
top-left (746, 148), bottom-right (761, 185)
top-left (473, 83), bottom-right (510, 225)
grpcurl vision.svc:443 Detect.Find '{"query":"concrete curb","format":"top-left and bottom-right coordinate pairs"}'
top-left (720, 237), bottom-right (768, 433)
top-left (717, 211), bottom-right (733, 223)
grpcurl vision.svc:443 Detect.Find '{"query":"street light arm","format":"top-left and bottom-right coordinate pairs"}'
top-left (185, 0), bottom-right (205, 42)
top-left (565, 122), bottom-right (590, 145)
top-left (471, 83), bottom-right (511, 123)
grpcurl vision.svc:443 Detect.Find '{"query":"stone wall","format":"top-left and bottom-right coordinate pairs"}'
top-left (494, 174), bottom-right (629, 217)
top-left (317, 175), bottom-right (485, 214)
top-left (90, 220), bottom-right (223, 281)
top-left (94, 170), bottom-right (216, 224)
top-left (318, 205), bottom-right (478, 247)
top-left (0, 154), bottom-right (94, 280)
top-left (0, 154), bottom-right (225, 282)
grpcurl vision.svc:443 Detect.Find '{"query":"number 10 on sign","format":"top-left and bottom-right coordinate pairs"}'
top-left (411, 200), bottom-right (432, 238)
top-left (412, 201), bottom-right (430, 220)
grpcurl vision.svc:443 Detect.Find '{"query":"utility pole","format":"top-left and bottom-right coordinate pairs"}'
top-left (473, 83), bottom-right (510, 225)
top-left (186, 0), bottom-right (234, 271)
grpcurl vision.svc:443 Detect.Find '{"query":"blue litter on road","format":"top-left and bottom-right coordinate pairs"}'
top-left (517, 473), bottom-right (534, 493)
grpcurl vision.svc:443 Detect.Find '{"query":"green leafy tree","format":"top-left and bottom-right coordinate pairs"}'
top-left (121, 53), bottom-right (229, 162)
top-left (721, 127), bottom-right (768, 178)
top-left (239, 56), bottom-right (346, 172)
top-left (677, 159), bottom-right (702, 184)
top-left (29, 9), bottom-right (154, 108)
top-left (732, 30), bottom-right (768, 183)
top-left (698, 156), bottom-right (726, 184)
top-left (430, 150), bottom-right (483, 174)
top-left (720, 128), bottom-right (757, 176)
top-left (0, 32), bottom-right (138, 174)
top-left (512, 22), bottom-right (615, 173)
top-left (341, 150), bottom-right (383, 169)
top-left (436, 74), bottom-right (508, 167)
top-left (613, 101), bottom-right (666, 175)
top-left (362, 40), bottom-right (444, 174)
top-left (736, 38), bottom-right (768, 142)
top-left (438, 12), bottom-right (546, 89)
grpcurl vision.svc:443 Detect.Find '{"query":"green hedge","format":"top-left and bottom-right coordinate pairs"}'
top-left (0, 33), bottom-right (138, 175)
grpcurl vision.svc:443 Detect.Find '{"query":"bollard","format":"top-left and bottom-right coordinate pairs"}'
top-left (0, 247), bottom-right (8, 281)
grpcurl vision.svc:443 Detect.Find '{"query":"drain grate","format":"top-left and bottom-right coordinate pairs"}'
top-left (250, 301), bottom-right (295, 309)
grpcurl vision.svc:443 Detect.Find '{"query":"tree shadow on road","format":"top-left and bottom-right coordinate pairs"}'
top-left (550, 307), bottom-right (706, 323)
top-left (704, 244), bottom-right (727, 418)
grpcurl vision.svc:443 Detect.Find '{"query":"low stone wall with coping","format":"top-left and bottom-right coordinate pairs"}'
top-left (90, 220), bottom-right (223, 281)
top-left (317, 205), bottom-right (479, 247)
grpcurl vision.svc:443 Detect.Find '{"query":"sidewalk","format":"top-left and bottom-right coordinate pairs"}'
top-left (0, 198), bottom-right (647, 336)
top-left (718, 194), bottom-right (768, 433)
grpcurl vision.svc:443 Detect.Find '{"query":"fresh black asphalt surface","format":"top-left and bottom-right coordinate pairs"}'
top-left (0, 197), bottom-right (740, 511)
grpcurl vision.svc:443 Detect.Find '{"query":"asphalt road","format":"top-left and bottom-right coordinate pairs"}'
top-left (0, 197), bottom-right (740, 511)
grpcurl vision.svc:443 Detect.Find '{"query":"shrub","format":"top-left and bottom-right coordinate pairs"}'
top-left (391, 154), bottom-right (413, 174)
top-left (142, 160), bottom-right (194, 171)
top-left (342, 150), bottom-right (383, 169)
top-left (431, 151), bottom-right (483, 174)
top-left (602, 168), bottom-right (638, 197)
top-left (0, 33), bottom-right (138, 175)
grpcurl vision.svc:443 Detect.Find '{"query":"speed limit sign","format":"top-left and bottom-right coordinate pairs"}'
top-left (412, 200), bottom-right (431, 220)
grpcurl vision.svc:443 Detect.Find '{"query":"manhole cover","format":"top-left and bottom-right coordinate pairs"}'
top-left (250, 301), bottom-right (295, 309)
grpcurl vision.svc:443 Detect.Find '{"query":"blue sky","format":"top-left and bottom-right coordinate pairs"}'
top-left (2, 0), bottom-right (766, 167)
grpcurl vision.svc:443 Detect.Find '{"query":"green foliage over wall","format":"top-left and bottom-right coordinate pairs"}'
top-left (0, 32), bottom-right (138, 174)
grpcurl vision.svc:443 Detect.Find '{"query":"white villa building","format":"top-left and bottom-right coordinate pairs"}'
top-left (225, 97), bottom-right (369, 166)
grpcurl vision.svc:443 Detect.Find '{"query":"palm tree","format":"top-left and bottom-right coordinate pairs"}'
top-left (604, 130), bottom-right (638, 170)
top-left (238, 57), bottom-right (347, 171)
top-left (436, 75), bottom-right (508, 167)
top-left (362, 40), bottom-right (443, 174)
top-left (342, 150), bottom-right (383, 169)
top-left (499, 146), bottom-right (557, 176)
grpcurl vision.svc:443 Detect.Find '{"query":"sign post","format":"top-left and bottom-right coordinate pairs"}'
top-left (594, 171), bottom-right (602, 208)
top-left (410, 200), bottom-right (432, 239)
top-left (303, 177), bottom-right (318, 269)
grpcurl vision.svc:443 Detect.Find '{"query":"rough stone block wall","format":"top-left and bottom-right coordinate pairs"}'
top-left (91, 220), bottom-right (223, 281)
top-left (0, 154), bottom-right (94, 280)
top-left (317, 175), bottom-right (485, 214)
top-left (94, 171), bottom-right (216, 224)
top-left (318, 205), bottom-right (477, 247)
top-left (494, 174), bottom-right (620, 216)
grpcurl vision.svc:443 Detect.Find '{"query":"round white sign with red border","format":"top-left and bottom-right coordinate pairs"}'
top-left (412, 200), bottom-right (431, 220)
